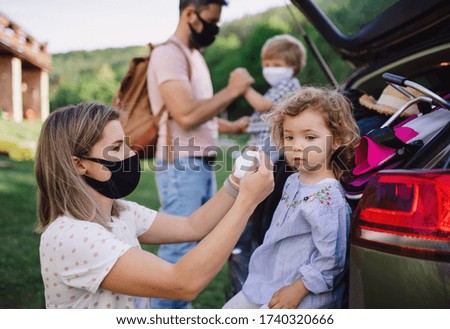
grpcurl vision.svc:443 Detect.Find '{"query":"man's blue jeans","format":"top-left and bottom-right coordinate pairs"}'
top-left (150, 157), bottom-right (216, 309)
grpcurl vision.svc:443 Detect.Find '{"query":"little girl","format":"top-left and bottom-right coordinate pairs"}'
top-left (224, 87), bottom-right (360, 309)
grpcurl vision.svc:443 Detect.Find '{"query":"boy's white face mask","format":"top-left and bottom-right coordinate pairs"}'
top-left (262, 67), bottom-right (294, 86)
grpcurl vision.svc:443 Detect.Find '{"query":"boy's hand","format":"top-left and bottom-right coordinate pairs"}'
top-left (268, 279), bottom-right (309, 309)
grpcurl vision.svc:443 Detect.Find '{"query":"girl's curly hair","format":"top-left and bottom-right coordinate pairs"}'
top-left (267, 87), bottom-right (360, 179)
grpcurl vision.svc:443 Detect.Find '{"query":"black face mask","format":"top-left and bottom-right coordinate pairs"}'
top-left (82, 153), bottom-right (141, 199)
top-left (189, 11), bottom-right (219, 49)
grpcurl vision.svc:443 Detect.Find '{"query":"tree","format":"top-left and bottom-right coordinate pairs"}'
top-left (50, 64), bottom-right (118, 109)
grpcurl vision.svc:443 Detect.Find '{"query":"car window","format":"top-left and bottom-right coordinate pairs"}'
top-left (313, 0), bottom-right (398, 36)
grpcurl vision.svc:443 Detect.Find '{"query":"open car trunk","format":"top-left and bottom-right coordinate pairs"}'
top-left (291, 0), bottom-right (450, 67)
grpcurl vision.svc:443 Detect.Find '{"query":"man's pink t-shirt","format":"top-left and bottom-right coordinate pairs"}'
top-left (147, 35), bottom-right (218, 159)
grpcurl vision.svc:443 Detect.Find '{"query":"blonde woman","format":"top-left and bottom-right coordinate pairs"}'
top-left (35, 102), bottom-right (273, 309)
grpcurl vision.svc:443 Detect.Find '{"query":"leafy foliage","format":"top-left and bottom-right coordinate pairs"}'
top-left (48, 3), bottom-right (367, 117)
top-left (50, 46), bottom-right (148, 110)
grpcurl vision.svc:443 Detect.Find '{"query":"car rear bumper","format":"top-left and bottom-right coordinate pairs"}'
top-left (349, 245), bottom-right (450, 308)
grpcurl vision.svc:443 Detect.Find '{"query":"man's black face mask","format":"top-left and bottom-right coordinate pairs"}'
top-left (189, 11), bottom-right (219, 49)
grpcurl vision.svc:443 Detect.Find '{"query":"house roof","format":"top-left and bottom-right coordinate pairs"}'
top-left (0, 12), bottom-right (51, 71)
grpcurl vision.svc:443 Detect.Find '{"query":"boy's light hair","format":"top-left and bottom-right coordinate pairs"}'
top-left (261, 34), bottom-right (307, 75)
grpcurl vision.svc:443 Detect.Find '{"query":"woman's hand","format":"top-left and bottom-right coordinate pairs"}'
top-left (237, 152), bottom-right (274, 206)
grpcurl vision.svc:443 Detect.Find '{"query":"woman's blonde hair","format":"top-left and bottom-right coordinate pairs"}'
top-left (261, 34), bottom-right (307, 75)
top-left (35, 102), bottom-right (124, 232)
top-left (268, 87), bottom-right (360, 179)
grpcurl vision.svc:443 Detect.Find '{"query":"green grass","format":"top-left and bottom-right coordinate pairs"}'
top-left (0, 119), bottom-right (42, 160)
top-left (0, 156), bottom-right (42, 308)
top-left (0, 118), bottom-right (42, 143)
top-left (0, 132), bottom-right (245, 309)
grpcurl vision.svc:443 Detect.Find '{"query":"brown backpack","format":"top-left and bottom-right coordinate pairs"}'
top-left (113, 41), bottom-right (190, 159)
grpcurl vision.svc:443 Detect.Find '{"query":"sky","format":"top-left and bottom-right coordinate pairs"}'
top-left (0, 0), bottom-right (290, 54)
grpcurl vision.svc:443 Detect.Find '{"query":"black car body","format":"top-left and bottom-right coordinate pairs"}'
top-left (291, 0), bottom-right (450, 308)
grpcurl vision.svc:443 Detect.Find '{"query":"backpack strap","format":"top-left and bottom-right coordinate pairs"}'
top-left (167, 39), bottom-right (192, 79)
top-left (154, 39), bottom-right (192, 163)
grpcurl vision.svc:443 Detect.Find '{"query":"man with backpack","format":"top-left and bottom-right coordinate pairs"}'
top-left (147, 0), bottom-right (254, 309)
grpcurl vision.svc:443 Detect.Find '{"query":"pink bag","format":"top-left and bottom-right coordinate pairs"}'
top-left (353, 108), bottom-right (450, 175)
top-left (353, 125), bottom-right (418, 176)
top-left (343, 108), bottom-right (450, 198)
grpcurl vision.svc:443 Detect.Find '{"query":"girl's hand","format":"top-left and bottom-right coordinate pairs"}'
top-left (268, 279), bottom-right (309, 309)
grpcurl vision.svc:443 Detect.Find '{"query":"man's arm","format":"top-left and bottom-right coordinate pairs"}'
top-left (160, 68), bottom-right (253, 130)
top-left (217, 116), bottom-right (249, 134)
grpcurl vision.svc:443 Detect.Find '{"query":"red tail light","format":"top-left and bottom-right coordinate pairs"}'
top-left (351, 170), bottom-right (450, 261)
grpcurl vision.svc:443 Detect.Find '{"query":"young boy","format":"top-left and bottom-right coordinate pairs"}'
top-left (245, 34), bottom-right (307, 162)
